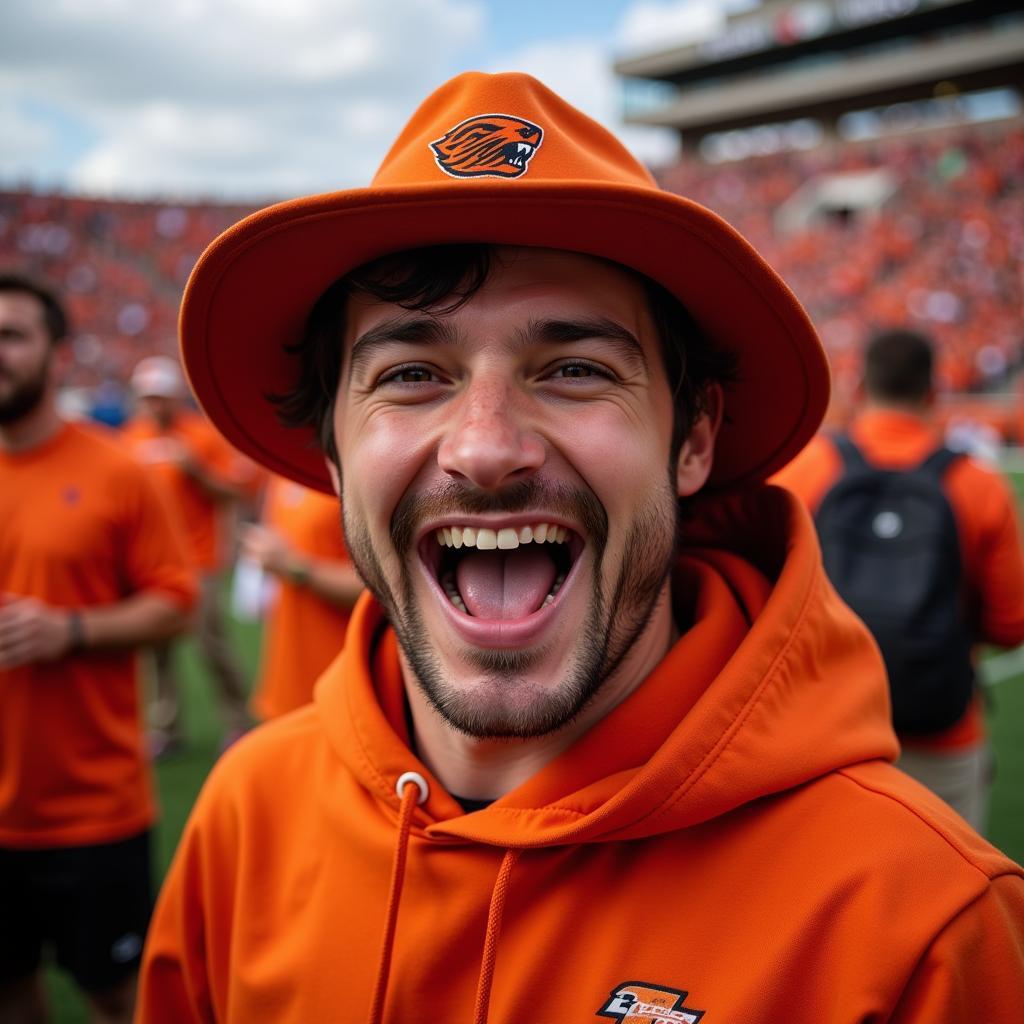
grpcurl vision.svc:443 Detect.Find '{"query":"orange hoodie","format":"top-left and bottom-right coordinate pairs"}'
top-left (137, 486), bottom-right (1024, 1023)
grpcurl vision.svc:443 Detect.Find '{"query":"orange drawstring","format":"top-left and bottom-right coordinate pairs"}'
top-left (367, 779), bottom-right (421, 1024)
top-left (367, 774), bottom-right (516, 1024)
top-left (472, 848), bottom-right (521, 1024)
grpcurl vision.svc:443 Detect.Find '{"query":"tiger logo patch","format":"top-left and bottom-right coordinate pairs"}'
top-left (429, 113), bottom-right (543, 179)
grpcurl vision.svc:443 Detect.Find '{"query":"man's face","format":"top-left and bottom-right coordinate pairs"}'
top-left (0, 291), bottom-right (54, 426)
top-left (137, 394), bottom-right (177, 428)
top-left (335, 248), bottom-right (711, 739)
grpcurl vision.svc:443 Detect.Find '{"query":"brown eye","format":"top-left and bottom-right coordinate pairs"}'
top-left (396, 368), bottom-right (432, 383)
top-left (380, 365), bottom-right (436, 385)
top-left (557, 364), bottom-right (596, 378)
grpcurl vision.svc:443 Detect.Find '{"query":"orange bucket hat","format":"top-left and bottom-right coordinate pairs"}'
top-left (180, 70), bottom-right (828, 493)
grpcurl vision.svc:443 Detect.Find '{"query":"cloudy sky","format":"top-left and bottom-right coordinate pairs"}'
top-left (1, 0), bottom-right (749, 200)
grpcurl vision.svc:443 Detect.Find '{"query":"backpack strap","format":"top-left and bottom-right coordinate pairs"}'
top-left (916, 445), bottom-right (962, 480)
top-left (833, 432), bottom-right (962, 479)
top-left (831, 432), bottom-right (870, 472)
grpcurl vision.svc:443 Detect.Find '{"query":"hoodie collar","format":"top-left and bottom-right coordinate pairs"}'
top-left (315, 484), bottom-right (897, 847)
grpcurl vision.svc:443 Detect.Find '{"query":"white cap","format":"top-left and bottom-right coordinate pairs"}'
top-left (131, 356), bottom-right (184, 398)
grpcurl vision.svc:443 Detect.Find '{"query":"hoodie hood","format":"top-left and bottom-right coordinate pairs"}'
top-left (316, 484), bottom-right (897, 848)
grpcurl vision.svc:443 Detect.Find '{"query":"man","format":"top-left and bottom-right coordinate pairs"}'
top-left (773, 328), bottom-right (1024, 832)
top-left (138, 73), bottom-right (1024, 1021)
top-left (0, 273), bottom-right (196, 1023)
top-left (240, 474), bottom-right (362, 720)
top-left (124, 356), bottom-right (253, 753)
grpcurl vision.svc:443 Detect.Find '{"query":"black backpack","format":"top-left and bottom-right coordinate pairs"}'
top-left (815, 434), bottom-right (975, 734)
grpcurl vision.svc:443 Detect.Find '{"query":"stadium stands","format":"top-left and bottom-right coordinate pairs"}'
top-left (659, 122), bottom-right (1024, 416)
top-left (1, 120), bottom-right (1022, 434)
top-left (0, 191), bottom-right (254, 394)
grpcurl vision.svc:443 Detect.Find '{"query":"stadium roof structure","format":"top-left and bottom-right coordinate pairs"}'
top-left (614, 0), bottom-right (1024, 144)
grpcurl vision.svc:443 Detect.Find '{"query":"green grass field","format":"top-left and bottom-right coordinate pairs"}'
top-left (45, 479), bottom-right (1024, 1019)
top-left (984, 461), bottom-right (1024, 864)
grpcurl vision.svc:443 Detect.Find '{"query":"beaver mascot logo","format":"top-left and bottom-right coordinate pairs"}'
top-left (429, 113), bottom-right (543, 178)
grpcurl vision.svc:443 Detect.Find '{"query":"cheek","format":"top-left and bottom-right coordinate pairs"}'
top-left (551, 405), bottom-right (672, 517)
top-left (339, 411), bottom-right (435, 532)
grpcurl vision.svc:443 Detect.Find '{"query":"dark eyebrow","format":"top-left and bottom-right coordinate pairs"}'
top-left (518, 317), bottom-right (649, 373)
top-left (347, 315), bottom-right (460, 383)
top-left (346, 313), bottom-right (649, 384)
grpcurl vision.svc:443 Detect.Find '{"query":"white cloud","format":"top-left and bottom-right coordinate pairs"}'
top-left (0, 0), bottom-right (485, 198)
top-left (618, 0), bottom-right (729, 56)
top-left (617, 0), bottom-right (759, 56)
top-left (0, 0), bottom-right (749, 198)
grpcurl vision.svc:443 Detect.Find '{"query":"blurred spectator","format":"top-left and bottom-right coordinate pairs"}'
top-left (89, 378), bottom-right (131, 429)
top-left (774, 329), bottom-right (1024, 831)
top-left (945, 414), bottom-right (1004, 464)
top-left (0, 273), bottom-right (195, 1022)
top-left (240, 475), bottom-right (362, 720)
top-left (123, 356), bottom-right (253, 755)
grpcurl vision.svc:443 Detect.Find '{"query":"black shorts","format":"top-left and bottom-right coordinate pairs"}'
top-left (0, 830), bottom-right (153, 992)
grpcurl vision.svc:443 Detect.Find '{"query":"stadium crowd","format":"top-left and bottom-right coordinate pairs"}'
top-left (659, 121), bottom-right (1024, 418)
top-left (2, 122), bottom-right (1022, 433)
top-left (0, 192), bottom-right (253, 411)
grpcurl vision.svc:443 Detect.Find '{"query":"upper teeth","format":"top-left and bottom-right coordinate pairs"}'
top-left (435, 523), bottom-right (569, 550)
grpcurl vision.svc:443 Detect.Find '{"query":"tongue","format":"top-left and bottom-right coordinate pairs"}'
top-left (456, 546), bottom-right (559, 620)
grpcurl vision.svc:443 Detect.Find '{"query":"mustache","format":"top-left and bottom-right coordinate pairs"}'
top-left (391, 478), bottom-right (608, 556)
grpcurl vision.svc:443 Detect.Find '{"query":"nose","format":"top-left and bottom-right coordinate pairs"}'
top-left (437, 376), bottom-right (544, 490)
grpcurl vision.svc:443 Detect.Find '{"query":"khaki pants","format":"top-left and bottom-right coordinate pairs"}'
top-left (150, 573), bottom-right (249, 743)
top-left (896, 742), bottom-right (992, 834)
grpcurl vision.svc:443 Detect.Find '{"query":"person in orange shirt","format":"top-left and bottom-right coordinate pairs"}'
top-left (124, 357), bottom-right (252, 754)
top-left (240, 475), bottom-right (362, 720)
top-left (137, 74), bottom-right (1024, 1022)
top-left (773, 328), bottom-right (1024, 832)
top-left (0, 273), bottom-right (195, 1023)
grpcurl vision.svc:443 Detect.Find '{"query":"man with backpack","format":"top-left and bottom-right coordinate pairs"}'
top-left (774, 328), bottom-right (1024, 831)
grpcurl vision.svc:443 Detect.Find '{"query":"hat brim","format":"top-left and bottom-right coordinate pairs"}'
top-left (181, 180), bottom-right (829, 493)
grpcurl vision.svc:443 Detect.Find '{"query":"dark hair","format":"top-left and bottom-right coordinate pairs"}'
top-left (0, 272), bottom-right (69, 344)
top-left (864, 329), bottom-right (934, 403)
top-left (272, 244), bottom-right (737, 466)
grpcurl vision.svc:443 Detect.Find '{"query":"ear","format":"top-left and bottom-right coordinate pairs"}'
top-left (325, 456), bottom-right (342, 497)
top-left (676, 382), bottom-right (723, 498)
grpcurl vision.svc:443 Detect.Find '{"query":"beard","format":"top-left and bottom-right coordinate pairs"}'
top-left (342, 475), bottom-right (679, 740)
top-left (0, 361), bottom-right (48, 425)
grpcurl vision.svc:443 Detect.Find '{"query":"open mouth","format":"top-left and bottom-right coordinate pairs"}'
top-left (420, 522), bottom-right (582, 621)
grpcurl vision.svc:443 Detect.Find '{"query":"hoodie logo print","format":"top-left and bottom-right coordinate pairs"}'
top-left (597, 981), bottom-right (705, 1023)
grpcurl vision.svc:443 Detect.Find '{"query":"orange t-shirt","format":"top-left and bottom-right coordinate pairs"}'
top-left (0, 422), bottom-right (196, 848)
top-left (772, 409), bottom-right (1024, 750)
top-left (250, 477), bottom-right (354, 720)
top-left (123, 408), bottom-right (254, 571)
